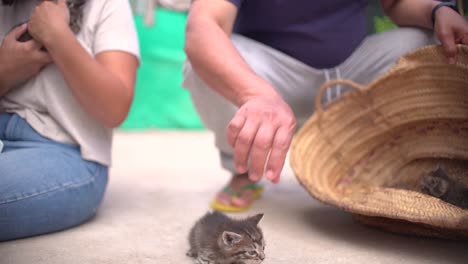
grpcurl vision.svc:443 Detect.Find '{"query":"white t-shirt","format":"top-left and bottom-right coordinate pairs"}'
top-left (0, 0), bottom-right (140, 166)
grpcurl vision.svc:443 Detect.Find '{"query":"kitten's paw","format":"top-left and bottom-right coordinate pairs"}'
top-left (186, 248), bottom-right (197, 258)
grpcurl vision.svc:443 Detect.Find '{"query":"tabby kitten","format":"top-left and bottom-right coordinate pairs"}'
top-left (187, 211), bottom-right (266, 264)
top-left (3, 0), bottom-right (86, 42)
top-left (420, 167), bottom-right (468, 209)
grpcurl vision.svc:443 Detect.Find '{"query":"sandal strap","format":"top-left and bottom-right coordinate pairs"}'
top-left (238, 183), bottom-right (261, 192)
top-left (223, 183), bottom-right (261, 197)
top-left (223, 186), bottom-right (238, 195)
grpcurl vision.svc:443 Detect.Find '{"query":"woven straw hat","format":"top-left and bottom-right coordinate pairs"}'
top-left (290, 44), bottom-right (468, 240)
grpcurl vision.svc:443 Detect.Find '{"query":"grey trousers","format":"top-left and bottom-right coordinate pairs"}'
top-left (182, 28), bottom-right (435, 174)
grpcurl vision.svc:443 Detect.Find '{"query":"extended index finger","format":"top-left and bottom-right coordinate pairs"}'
top-left (233, 118), bottom-right (260, 175)
top-left (226, 114), bottom-right (246, 148)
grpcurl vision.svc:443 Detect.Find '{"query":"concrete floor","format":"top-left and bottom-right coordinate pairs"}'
top-left (0, 131), bottom-right (467, 264)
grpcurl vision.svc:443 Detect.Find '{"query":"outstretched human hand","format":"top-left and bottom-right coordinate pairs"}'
top-left (227, 95), bottom-right (296, 184)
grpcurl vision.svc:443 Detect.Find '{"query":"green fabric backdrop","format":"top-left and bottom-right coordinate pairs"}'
top-left (121, 9), bottom-right (204, 130)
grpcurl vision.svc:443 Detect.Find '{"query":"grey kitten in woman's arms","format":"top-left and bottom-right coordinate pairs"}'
top-left (3, 0), bottom-right (86, 42)
top-left (188, 211), bottom-right (266, 264)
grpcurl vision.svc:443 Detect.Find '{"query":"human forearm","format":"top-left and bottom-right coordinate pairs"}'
top-left (185, 18), bottom-right (280, 107)
top-left (45, 29), bottom-right (133, 128)
top-left (383, 0), bottom-right (440, 29)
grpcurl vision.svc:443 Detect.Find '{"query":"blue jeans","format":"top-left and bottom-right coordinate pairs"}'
top-left (0, 113), bottom-right (108, 241)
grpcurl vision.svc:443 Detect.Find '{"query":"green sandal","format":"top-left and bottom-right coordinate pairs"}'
top-left (210, 183), bottom-right (264, 212)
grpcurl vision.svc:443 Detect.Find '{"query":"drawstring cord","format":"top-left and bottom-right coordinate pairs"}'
top-left (324, 69), bottom-right (331, 102)
top-left (335, 67), bottom-right (342, 97)
top-left (323, 67), bottom-right (342, 103)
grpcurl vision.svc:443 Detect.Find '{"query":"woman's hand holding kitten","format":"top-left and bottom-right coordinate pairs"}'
top-left (0, 24), bottom-right (51, 94)
top-left (28, 0), bottom-right (70, 48)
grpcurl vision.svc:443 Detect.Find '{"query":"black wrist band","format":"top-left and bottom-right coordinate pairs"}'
top-left (431, 2), bottom-right (459, 27)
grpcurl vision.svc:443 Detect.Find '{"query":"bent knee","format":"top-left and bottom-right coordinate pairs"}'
top-left (388, 27), bottom-right (436, 57)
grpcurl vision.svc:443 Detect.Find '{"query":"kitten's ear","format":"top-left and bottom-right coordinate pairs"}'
top-left (248, 213), bottom-right (264, 226)
top-left (434, 166), bottom-right (445, 174)
top-left (437, 163), bottom-right (446, 170)
top-left (222, 231), bottom-right (243, 247)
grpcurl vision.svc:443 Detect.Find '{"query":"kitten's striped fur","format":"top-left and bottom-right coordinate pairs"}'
top-left (3, 0), bottom-right (87, 42)
top-left (188, 211), bottom-right (266, 264)
top-left (420, 166), bottom-right (468, 209)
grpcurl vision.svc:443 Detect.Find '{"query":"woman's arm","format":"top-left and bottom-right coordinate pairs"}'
top-left (46, 28), bottom-right (138, 128)
top-left (28, 0), bottom-right (138, 128)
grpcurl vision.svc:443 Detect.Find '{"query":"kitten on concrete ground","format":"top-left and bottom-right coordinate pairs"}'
top-left (188, 211), bottom-right (266, 264)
